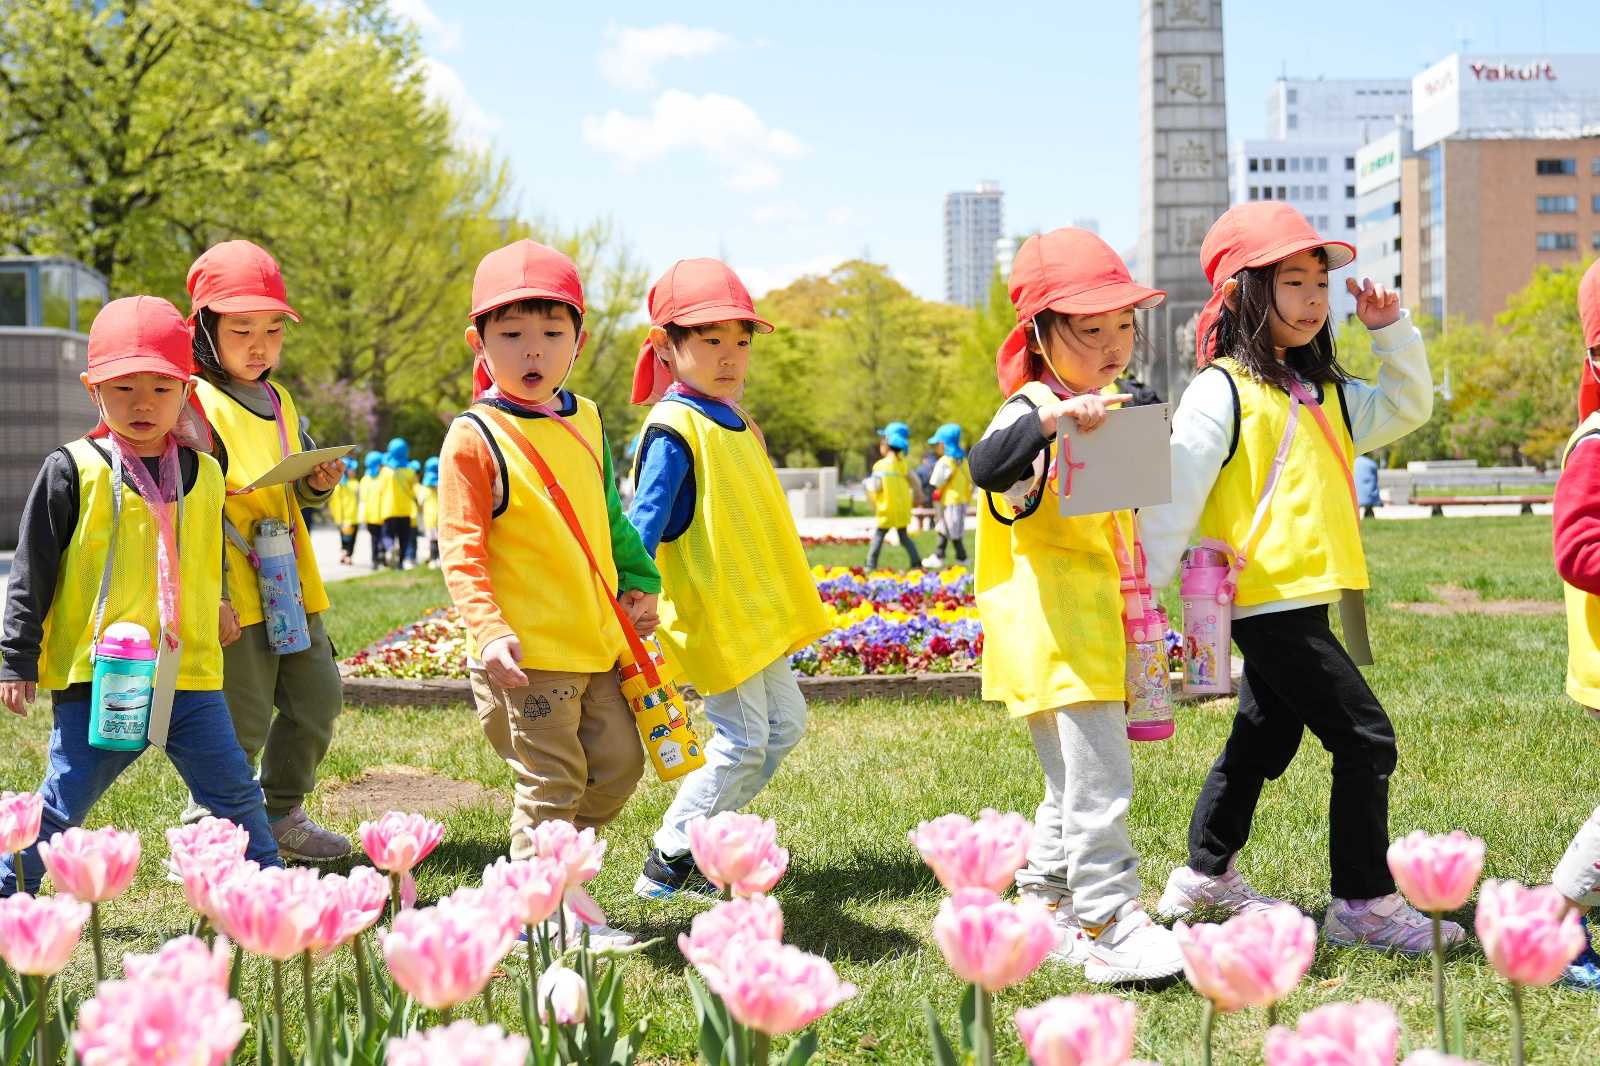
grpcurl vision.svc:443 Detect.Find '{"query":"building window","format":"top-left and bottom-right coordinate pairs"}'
top-left (1393, 237), bottom-right (1402, 251)
top-left (1345, 185), bottom-right (1356, 198)
top-left (1593, 233), bottom-right (1600, 251)
top-left (1249, 186), bottom-right (1260, 201)
top-left (1345, 215), bottom-right (1357, 229)
top-left (1290, 185), bottom-right (1301, 199)
top-left (1290, 157), bottom-right (1301, 172)
top-left (1277, 186), bottom-right (1287, 199)
top-left (1275, 158), bottom-right (1285, 172)
top-left (1345, 157), bottom-right (1355, 171)
top-left (0, 269), bottom-right (26, 327)
top-left (1317, 158), bottom-right (1328, 172)
top-left (1592, 194), bottom-right (1600, 213)
top-left (1288, 114), bottom-right (1298, 130)
top-left (1287, 88), bottom-right (1298, 104)
top-left (1593, 157), bottom-right (1600, 176)
top-left (1536, 158), bottom-right (1577, 176)
top-left (1249, 158), bottom-right (1259, 172)
top-left (1262, 186), bottom-right (1273, 200)
top-left (1320, 186), bottom-right (1329, 200)
top-left (1537, 195), bottom-right (1579, 213)
top-left (1536, 232), bottom-right (1578, 251)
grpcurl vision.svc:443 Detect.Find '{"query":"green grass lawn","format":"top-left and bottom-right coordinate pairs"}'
top-left (5, 517), bottom-right (1599, 1063)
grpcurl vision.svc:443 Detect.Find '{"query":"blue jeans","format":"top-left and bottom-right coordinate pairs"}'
top-left (1, 689), bottom-right (281, 896)
top-left (653, 656), bottom-right (808, 857)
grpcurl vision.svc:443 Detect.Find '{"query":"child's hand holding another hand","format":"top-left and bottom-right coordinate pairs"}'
top-left (219, 602), bottom-right (241, 647)
top-left (1037, 393), bottom-right (1131, 439)
top-left (481, 635), bottom-right (529, 689)
top-left (621, 590), bottom-right (659, 638)
top-left (1, 680), bottom-right (35, 717)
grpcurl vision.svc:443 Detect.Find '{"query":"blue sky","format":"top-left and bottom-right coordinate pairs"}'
top-left (396, 0), bottom-right (1599, 301)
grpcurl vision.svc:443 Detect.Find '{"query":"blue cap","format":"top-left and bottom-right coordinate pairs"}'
top-left (877, 421), bottom-right (911, 451)
top-left (385, 437), bottom-right (410, 467)
top-left (364, 450), bottom-right (383, 477)
top-left (928, 423), bottom-right (965, 459)
top-left (423, 455), bottom-right (440, 488)
top-left (341, 455), bottom-right (358, 473)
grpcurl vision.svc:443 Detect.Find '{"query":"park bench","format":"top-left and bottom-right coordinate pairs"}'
top-left (1410, 494), bottom-right (1553, 516)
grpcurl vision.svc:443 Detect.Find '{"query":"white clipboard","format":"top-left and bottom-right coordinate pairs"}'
top-left (234, 444), bottom-right (358, 493)
top-left (1056, 403), bottom-right (1172, 516)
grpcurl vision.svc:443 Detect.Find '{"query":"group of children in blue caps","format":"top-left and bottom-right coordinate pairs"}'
top-left (864, 420), bottom-right (974, 571)
top-left (329, 442), bottom-right (441, 569)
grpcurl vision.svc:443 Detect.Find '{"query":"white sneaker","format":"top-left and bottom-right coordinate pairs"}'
top-left (920, 554), bottom-right (944, 570)
top-left (1019, 888), bottom-right (1090, 966)
top-left (1323, 893), bottom-right (1464, 956)
top-left (1158, 860), bottom-right (1288, 920)
top-left (1082, 901), bottom-right (1186, 984)
top-left (529, 914), bottom-right (637, 952)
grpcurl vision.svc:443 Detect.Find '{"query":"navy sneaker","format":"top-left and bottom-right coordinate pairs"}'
top-left (634, 848), bottom-right (719, 900)
top-left (1563, 913), bottom-right (1600, 991)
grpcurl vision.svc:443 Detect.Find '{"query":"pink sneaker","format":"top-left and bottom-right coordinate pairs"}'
top-left (1323, 894), bottom-right (1465, 955)
top-left (1158, 859), bottom-right (1288, 919)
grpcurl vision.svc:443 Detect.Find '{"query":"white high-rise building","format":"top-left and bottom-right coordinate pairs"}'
top-left (944, 181), bottom-right (1004, 308)
top-left (1231, 79), bottom-right (1411, 323)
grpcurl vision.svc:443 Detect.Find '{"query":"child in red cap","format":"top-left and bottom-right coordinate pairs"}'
top-left (1139, 203), bottom-right (1441, 952)
top-left (438, 239), bottom-right (659, 946)
top-left (186, 240), bottom-right (352, 862)
top-left (0, 296), bottom-right (281, 894)
top-left (967, 227), bottom-right (1184, 984)
top-left (625, 258), bottom-right (830, 899)
top-left (1548, 257), bottom-right (1600, 989)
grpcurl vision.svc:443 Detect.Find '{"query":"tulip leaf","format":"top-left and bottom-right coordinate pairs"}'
top-left (780, 1030), bottom-right (818, 1066)
top-left (923, 998), bottom-right (960, 1066)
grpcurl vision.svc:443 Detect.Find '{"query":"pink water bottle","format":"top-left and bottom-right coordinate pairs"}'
top-left (1180, 543), bottom-right (1233, 694)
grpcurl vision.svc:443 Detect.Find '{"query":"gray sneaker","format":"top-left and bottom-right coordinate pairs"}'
top-left (270, 807), bottom-right (352, 862)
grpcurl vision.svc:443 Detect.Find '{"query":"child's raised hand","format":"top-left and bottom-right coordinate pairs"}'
top-left (219, 602), bottom-right (242, 648)
top-left (307, 460), bottom-right (345, 493)
top-left (1, 680), bottom-right (35, 717)
top-left (621, 590), bottom-right (659, 638)
top-left (1037, 393), bottom-right (1132, 438)
top-left (1347, 276), bottom-right (1401, 331)
top-left (481, 635), bottom-right (529, 690)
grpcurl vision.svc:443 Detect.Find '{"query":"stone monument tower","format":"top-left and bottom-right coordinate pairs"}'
top-left (1136, 0), bottom-right (1228, 401)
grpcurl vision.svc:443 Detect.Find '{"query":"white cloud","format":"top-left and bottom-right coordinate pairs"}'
top-left (598, 22), bottom-right (734, 90)
top-left (389, 0), bottom-right (462, 52)
top-left (737, 254), bottom-right (844, 298)
top-left (419, 57), bottom-right (501, 150)
top-left (582, 90), bottom-right (804, 191)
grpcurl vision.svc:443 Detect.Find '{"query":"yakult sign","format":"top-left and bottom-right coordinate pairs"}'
top-left (1412, 53), bottom-right (1600, 150)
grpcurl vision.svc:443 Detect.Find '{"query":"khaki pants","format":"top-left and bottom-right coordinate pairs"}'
top-left (471, 666), bottom-right (645, 859)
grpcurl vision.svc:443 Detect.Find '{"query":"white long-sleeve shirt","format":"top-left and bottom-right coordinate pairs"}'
top-left (1139, 311), bottom-right (1432, 618)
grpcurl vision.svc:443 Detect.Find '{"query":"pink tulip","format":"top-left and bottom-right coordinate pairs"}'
top-left (1264, 1001), bottom-right (1400, 1066)
top-left (121, 934), bottom-right (232, 991)
top-left (381, 903), bottom-right (513, 1010)
top-left (702, 938), bottom-right (857, 1036)
top-left (1015, 994), bottom-right (1143, 1066)
top-left (308, 867), bottom-right (389, 954)
top-left (39, 826), bottom-right (141, 902)
top-left (1175, 905), bottom-right (1317, 1012)
top-left (358, 811), bottom-right (444, 874)
top-left (209, 866), bottom-right (324, 961)
top-left (181, 857), bottom-right (258, 923)
top-left (440, 883), bottom-right (523, 947)
top-left (386, 1021), bottom-right (531, 1066)
top-left (523, 820), bottom-right (606, 886)
top-left (74, 978), bottom-right (244, 1066)
top-left (1387, 831), bottom-right (1485, 913)
top-left (0, 892), bottom-right (89, 975)
top-left (536, 964), bottom-right (589, 1024)
top-left (688, 812), bottom-right (790, 896)
top-left (679, 894), bottom-right (785, 981)
top-left (165, 818), bottom-right (248, 876)
top-left (0, 791), bottom-right (44, 854)
top-left (1475, 879), bottom-right (1587, 986)
top-left (909, 809), bottom-right (1033, 894)
top-left (482, 856), bottom-right (566, 928)
top-left (932, 888), bottom-right (1057, 992)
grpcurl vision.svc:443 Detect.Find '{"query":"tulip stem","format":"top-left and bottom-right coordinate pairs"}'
top-left (272, 959), bottom-right (288, 1066)
top-left (388, 871), bottom-right (403, 920)
top-left (12, 850), bottom-right (23, 893)
top-left (526, 922), bottom-right (538, 992)
top-left (441, 1005), bottom-right (454, 1024)
top-left (973, 987), bottom-right (995, 1066)
top-left (1509, 982), bottom-right (1525, 1066)
top-left (32, 974), bottom-right (47, 1066)
top-left (88, 900), bottom-right (105, 982)
top-left (1431, 912), bottom-right (1448, 1052)
top-left (301, 950), bottom-right (317, 1051)
top-left (1267, 1002), bottom-right (1278, 1028)
top-left (352, 934), bottom-right (375, 1025)
top-left (751, 1030), bottom-right (772, 1066)
top-left (482, 981), bottom-right (493, 1020)
top-left (1201, 999), bottom-right (1216, 1066)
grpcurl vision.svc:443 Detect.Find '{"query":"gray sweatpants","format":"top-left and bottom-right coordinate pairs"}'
top-left (1555, 805), bottom-right (1600, 908)
top-left (1013, 700), bottom-right (1140, 927)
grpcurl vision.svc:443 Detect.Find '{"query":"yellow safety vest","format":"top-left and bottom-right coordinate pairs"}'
top-left (938, 457), bottom-right (973, 506)
top-left (1195, 358), bottom-right (1368, 608)
top-left (1563, 412), bottom-right (1600, 708)
top-left (359, 475), bottom-right (384, 526)
top-left (640, 400), bottom-right (830, 695)
top-left (195, 380), bottom-right (331, 628)
top-left (871, 453), bottom-right (913, 529)
top-left (328, 480), bottom-right (359, 531)
top-left (457, 398), bottom-right (626, 672)
top-left (38, 440), bottom-right (225, 690)
top-left (380, 465), bottom-right (418, 521)
top-left (416, 484), bottom-right (438, 533)
top-left (975, 382), bottom-right (1132, 717)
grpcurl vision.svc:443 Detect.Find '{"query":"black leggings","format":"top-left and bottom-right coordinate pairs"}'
top-left (382, 517), bottom-right (415, 569)
top-left (866, 527), bottom-right (917, 570)
top-left (366, 523), bottom-right (385, 567)
top-left (1186, 604), bottom-right (1398, 900)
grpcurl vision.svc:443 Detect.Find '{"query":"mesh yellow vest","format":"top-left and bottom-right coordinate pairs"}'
top-left (872, 453), bottom-right (913, 529)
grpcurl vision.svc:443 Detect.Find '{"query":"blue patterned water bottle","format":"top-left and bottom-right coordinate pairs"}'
top-left (255, 518), bottom-right (311, 654)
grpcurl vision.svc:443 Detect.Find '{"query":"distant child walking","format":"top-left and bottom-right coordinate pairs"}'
top-left (418, 456), bottom-right (441, 566)
top-left (968, 228), bottom-right (1182, 984)
top-left (921, 423), bottom-right (971, 569)
top-left (438, 239), bottom-right (659, 946)
top-left (187, 240), bottom-right (351, 861)
top-left (378, 438), bottom-right (417, 569)
top-left (0, 296), bottom-right (280, 893)
top-left (360, 450), bottom-right (385, 568)
top-left (1140, 203), bottom-right (1441, 952)
top-left (329, 455), bottom-right (360, 564)
top-left (626, 259), bottom-right (830, 899)
top-left (866, 421), bottom-right (917, 570)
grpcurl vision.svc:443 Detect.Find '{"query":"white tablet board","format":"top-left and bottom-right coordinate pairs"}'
top-left (234, 444), bottom-right (359, 493)
top-left (1056, 403), bottom-right (1172, 516)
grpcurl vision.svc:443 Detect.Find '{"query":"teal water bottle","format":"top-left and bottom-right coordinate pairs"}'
top-left (88, 622), bottom-right (156, 751)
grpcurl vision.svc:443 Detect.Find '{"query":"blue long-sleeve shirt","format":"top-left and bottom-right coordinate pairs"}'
top-left (628, 392), bottom-right (746, 556)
